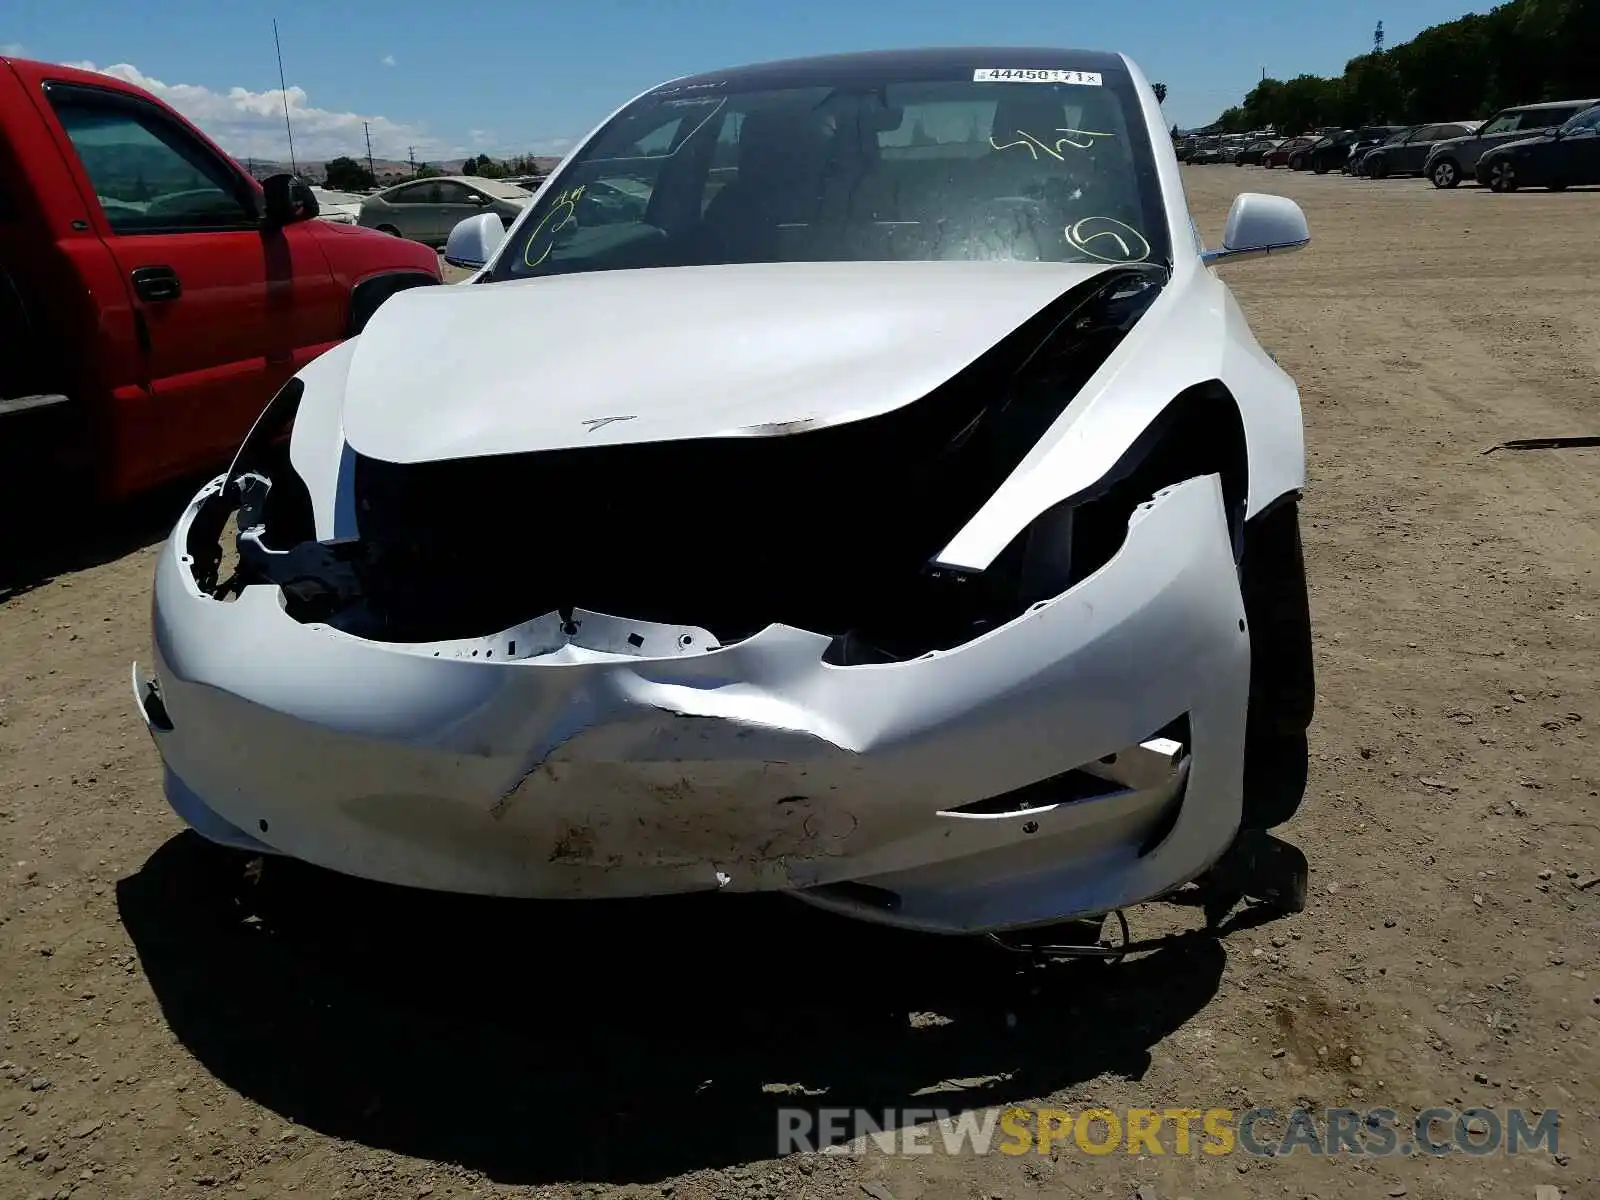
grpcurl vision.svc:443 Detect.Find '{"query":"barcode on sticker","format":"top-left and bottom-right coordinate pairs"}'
top-left (973, 68), bottom-right (1102, 86)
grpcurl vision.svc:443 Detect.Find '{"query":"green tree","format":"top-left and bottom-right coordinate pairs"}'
top-left (324, 155), bottom-right (375, 191)
top-left (1205, 0), bottom-right (1600, 130)
top-left (1153, 82), bottom-right (1168, 104)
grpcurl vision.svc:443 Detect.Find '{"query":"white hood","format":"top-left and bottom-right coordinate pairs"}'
top-left (339, 260), bottom-right (1118, 464)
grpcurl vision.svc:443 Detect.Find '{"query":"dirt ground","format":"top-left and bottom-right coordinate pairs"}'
top-left (2, 165), bottom-right (1598, 1200)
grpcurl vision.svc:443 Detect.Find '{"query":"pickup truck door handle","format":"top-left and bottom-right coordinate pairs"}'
top-left (130, 265), bottom-right (182, 302)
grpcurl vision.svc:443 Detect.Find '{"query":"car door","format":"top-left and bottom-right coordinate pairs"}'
top-left (41, 79), bottom-right (342, 488)
top-left (1558, 107), bottom-right (1600, 183)
top-left (1398, 126), bottom-right (1444, 172)
top-left (430, 180), bottom-right (486, 243)
top-left (377, 181), bottom-right (436, 241)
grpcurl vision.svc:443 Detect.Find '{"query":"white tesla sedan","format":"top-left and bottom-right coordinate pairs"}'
top-left (134, 47), bottom-right (1315, 936)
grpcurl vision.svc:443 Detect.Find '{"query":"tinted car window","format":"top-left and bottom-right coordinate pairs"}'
top-left (433, 181), bottom-right (475, 204)
top-left (385, 184), bottom-right (430, 204)
top-left (49, 90), bottom-right (253, 234)
top-left (1562, 105), bottom-right (1600, 134)
top-left (491, 60), bottom-right (1169, 281)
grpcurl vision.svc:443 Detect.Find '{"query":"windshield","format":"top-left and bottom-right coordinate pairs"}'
top-left (489, 61), bottom-right (1168, 281)
top-left (1478, 111), bottom-right (1524, 136)
top-left (1560, 104), bottom-right (1600, 134)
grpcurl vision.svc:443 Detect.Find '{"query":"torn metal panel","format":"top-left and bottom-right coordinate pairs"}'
top-left (139, 472), bottom-right (1246, 930)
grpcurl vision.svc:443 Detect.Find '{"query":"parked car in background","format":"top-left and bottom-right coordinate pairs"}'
top-left (1235, 138), bottom-right (1283, 167)
top-left (1360, 122), bottom-right (1481, 178)
top-left (310, 187), bottom-right (363, 224)
top-left (1308, 126), bottom-right (1406, 174)
top-left (140, 45), bottom-right (1318, 939)
top-left (1475, 102), bottom-right (1600, 191)
top-left (0, 53), bottom-right (441, 506)
top-left (1263, 136), bottom-right (1314, 168)
top-left (358, 175), bottom-right (534, 245)
top-left (1346, 125), bottom-right (1419, 174)
top-left (1423, 100), bottom-right (1599, 188)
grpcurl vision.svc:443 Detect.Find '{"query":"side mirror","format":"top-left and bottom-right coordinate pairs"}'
top-left (443, 211), bottom-right (505, 270)
top-left (262, 173), bottom-right (318, 227)
top-left (1201, 193), bottom-right (1310, 266)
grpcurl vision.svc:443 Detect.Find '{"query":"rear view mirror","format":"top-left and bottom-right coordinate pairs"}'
top-left (1202, 193), bottom-right (1310, 265)
top-left (443, 211), bottom-right (505, 270)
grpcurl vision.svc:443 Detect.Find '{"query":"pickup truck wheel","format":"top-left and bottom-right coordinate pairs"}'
top-left (1239, 499), bottom-right (1316, 830)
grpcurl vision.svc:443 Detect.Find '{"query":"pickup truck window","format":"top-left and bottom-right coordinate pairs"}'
top-left (46, 87), bottom-right (256, 235)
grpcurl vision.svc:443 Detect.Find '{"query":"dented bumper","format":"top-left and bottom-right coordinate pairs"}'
top-left (135, 472), bottom-right (1250, 934)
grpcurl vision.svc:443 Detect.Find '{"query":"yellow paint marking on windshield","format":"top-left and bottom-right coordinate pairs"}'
top-left (989, 128), bottom-right (1116, 159)
top-left (1064, 217), bottom-right (1151, 263)
top-left (523, 185), bottom-right (586, 268)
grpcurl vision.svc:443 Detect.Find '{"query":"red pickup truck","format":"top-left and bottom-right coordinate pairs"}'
top-left (0, 55), bottom-right (441, 505)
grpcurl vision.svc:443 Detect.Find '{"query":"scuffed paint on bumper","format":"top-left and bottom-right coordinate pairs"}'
top-left (134, 472), bottom-right (1250, 934)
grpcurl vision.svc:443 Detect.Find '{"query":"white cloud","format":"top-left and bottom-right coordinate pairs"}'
top-left (63, 59), bottom-right (576, 163)
top-left (1, 43), bottom-right (27, 56)
top-left (380, 54), bottom-right (396, 67)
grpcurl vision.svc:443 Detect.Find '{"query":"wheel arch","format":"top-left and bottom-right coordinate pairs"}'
top-left (346, 270), bottom-right (441, 338)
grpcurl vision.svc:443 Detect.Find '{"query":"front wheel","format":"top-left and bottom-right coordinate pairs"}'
top-left (1430, 158), bottom-right (1460, 188)
top-left (1367, 157), bottom-right (1387, 179)
top-left (376, 224), bottom-right (402, 237)
top-left (1313, 162), bottom-right (1330, 175)
top-left (1486, 159), bottom-right (1518, 192)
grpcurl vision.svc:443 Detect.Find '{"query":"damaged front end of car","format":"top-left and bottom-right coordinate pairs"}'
top-left (138, 263), bottom-right (1280, 934)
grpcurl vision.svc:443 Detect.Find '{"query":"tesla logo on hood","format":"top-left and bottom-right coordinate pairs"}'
top-left (581, 415), bottom-right (638, 432)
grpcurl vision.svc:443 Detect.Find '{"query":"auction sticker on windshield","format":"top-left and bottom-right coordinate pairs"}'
top-left (974, 68), bottom-right (1102, 85)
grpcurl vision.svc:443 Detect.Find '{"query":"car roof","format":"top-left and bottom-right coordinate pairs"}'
top-left (1503, 98), bottom-right (1600, 112)
top-left (658, 46), bottom-right (1130, 92)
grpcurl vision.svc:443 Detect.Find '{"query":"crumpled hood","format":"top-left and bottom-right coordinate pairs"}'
top-left (339, 260), bottom-right (1119, 464)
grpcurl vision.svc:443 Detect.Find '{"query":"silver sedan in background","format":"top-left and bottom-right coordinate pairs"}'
top-left (358, 175), bottom-right (533, 245)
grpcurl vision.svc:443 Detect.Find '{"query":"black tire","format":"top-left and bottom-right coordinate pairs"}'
top-left (1313, 162), bottom-right (1329, 175)
top-left (1241, 499), bottom-right (1315, 735)
top-left (1239, 499), bottom-right (1316, 829)
top-left (1289, 154), bottom-right (1306, 170)
top-left (1547, 180), bottom-right (1568, 192)
top-left (1429, 158), bottom-right (1460, 189)
top-left (376, 224), bottom-right (402, 236)
top-left (1367, 157), bottom-right (1387, 179)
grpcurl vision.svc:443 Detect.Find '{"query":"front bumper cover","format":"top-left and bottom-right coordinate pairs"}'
top-left (134, 472), bottom-right (1250, 934)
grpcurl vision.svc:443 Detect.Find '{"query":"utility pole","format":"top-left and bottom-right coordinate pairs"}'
top-left (364, 121), bottom-right (376, 182)
top-left (1374, 20), bottom-right (1384, 53)
top-left (408, 145), bottom-right (416, 175)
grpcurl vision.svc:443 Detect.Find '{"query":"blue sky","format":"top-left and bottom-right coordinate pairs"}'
top-left (3, 1), bottom-right (1488, 161)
